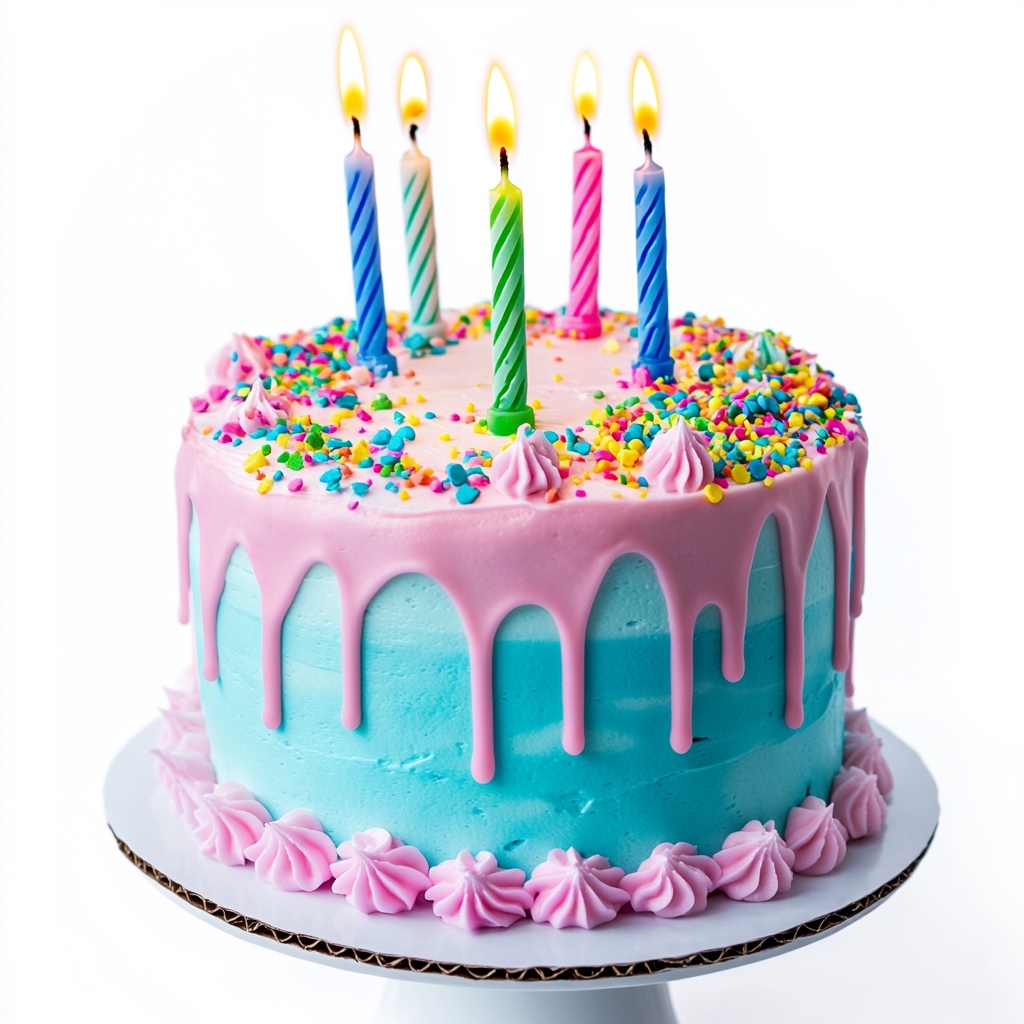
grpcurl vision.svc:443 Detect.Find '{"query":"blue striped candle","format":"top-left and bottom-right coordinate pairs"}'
top-left (344, 122), bottom-right (396, 378)
top-left (632, 130), bottom-right (674, 385)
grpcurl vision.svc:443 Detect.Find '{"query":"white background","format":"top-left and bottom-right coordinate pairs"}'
top-left (1, 1), bottom-right (1021, 1021)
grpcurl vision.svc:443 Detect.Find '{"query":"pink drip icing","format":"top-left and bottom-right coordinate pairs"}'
top-left (842, 730), bottom-right (894, 796)
top-left (176, 424), bottom-right (866, 783)
top-left (783, 796), bottom-right (849, 875)
top-left (620, 842), bottom-right (722, 917)
top-left (525, 848), bottom-right (629, 929)
top-left (330, 828), bottom-right (431, 915)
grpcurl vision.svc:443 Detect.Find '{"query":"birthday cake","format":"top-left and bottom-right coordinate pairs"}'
top-left (155, 304), bottom-right (895, 930)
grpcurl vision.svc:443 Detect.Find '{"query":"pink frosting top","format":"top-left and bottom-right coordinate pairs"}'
top-left (157, 707), bottom-right (210, 758)
top-left (844, 706), bottom-right (873, 737)
top-left (193, 781), bottom-right (272, 866)
top-left (235, 377), bottom-right (279, 435)
top-left (830, 767), bottom-right (887, 839)
top-left (713, 820), bottom-right (795, 902)
top-left (642, 421), bottom-right (714, 493)
top-left (243, 810), bottom-right (338, 891)
top-left (783, 796), bottom-right (849, 875)
top-left (150, 748), bottom-right (215, 827)
top-left (491, 424), bottom-right (561, 499)
top-left (424, 851), bottom-right (533, 931)
top-left (525, 848), bottom-right (629, 929)
top-left (330, 828), bottom-right (431, 915)
top-left (843, 730), bottom-right (894, 795)
top-left (620, 842), bottom-right (722, 918)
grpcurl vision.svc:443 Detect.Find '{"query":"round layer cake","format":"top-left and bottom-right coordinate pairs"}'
top-left (176, 306), bottom-right (866, 872)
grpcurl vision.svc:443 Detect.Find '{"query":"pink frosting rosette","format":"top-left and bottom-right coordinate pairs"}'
top-left (243, 810), bottom-right (338, 891)
top-left (843, 730), bottom-right (894, 796)
top-left (194, 781), bottom-right (272, 866)
top-left (156, 707), bottom-right (210, 758)
top-left (844, 706), bottom-right (874, 737)
top-left (235, 377), bottom-right (280, 435)
top-left (491, 424), bottom-right (561, 499)
top-left (330, 828), bottom-right (431, 915)
top-left (621, 842), bottom-right (722, 918)
top-left (424, 851), bottom-right (533, 931)
top-left (713, 820), bottom-right (795, 902)
top-left (830, 767), bottom-right (887, 839)
top-left (207, 333), bottom-right (270, 387)
top-left (150, 748), bottom-right (216, 827)
top-left (783, 796), bottom-right (849, 875)
top-left (643, 421), bottom-right (714, 493)
top-left (164, 683), bottom-right (200, 713)
top-left (525, 847), bottom-right (629, 929)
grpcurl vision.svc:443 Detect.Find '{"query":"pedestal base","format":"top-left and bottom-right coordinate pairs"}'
top-left (408, 319), bottom-right (447, 340)
top-left (487, 405), bottom-right (535, 437)
top-left (372, 979), bottom-right (676, 1024)
top-left (554, 312), bottom-right (602, 339)
top-left (358, 351), bottom-right (399, 379)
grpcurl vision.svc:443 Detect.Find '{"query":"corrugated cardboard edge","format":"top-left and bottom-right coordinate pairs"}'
top-left (110, 825), bottom-right (933, 982)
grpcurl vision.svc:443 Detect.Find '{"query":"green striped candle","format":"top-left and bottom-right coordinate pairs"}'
top-left (400, 126), bottom-right (444, 338)
top-left (487, 147), bottom-right (534, 437)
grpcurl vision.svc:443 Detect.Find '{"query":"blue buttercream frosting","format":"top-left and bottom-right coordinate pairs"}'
top-left (191, 506), bottom-right (844, 871)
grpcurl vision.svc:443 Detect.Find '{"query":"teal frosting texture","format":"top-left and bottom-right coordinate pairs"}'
top-left (191, 507), bottom-right (844, 872)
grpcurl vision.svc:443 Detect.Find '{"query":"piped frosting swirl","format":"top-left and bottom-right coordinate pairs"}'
top-left (783, 796), bottom-right (849, 875)
top-left (424, 851), bottom-right (533, 931)
top-left (243, 810), bottom-right (338, 891)
top-left (150, 747), bottom-right (215, 827)
top-left (621, 842), bottom-right (722, 917)
top-left (330, 828), bottom-right (431, 915)
top-left (525, 848), bottom-right (629, 929)
top-left (713, 820), bottom-right (795, 902)
top-left (642, 420), bottom-right (714, 493)
top-left (193, 781), bottom-right (272, 866)
top-left (491, 424), bottom-right (561, 499)
top-left (843, 730), bottom-right (894, 795)
top-left (235, 377), bottom-right (280, 435)
top-left (830, 767), bottom-right (887, 839)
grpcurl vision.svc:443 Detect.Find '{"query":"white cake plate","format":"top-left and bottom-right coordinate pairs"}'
top-left (105, 719), bottom-right (937, 1024)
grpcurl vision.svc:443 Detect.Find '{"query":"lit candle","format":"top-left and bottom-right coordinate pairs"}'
top-left (555, 55), bottom-right (602, 340)
top-left (338, 29), bottom-right (396, 378)
top-left (398, 56), bottom-right (444, 339)
top-left (485, 66), bottom-right (534, 437)
top-left (631, 58), bottom-right (674, 385)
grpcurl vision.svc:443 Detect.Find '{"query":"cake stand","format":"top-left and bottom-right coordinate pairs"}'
top-left (105, 720), bottom-right (937, 1024)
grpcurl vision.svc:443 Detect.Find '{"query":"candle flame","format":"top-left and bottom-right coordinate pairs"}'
top-left (631, 57), bottom-right (658, 137)
top-left (486, 65), bottom-right (515, 155)
top-left (399, 55), bottom-right (427, 123)
top-left (574, 54), bottom-right (597, 122)
top-left (338, 28), bottom-right (366, 121)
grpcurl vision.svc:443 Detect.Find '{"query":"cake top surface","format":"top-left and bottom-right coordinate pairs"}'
top-left (186, 305), bottom-right (864, 514)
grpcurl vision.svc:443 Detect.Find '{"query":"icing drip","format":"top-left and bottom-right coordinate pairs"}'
top-left (491, 424), bottom-right (561, 499)
top-left (330, 828), bottom-right (431, 914)
top-left (157, 708), bottom-right (210, 758)
top-left (830, 767), bottom-right (887, 839)
top-left (235, 378), bottom-right (279, 435)
top-left (783, 796), bottom-right (849, 875)
top-left (713, 820), bottom-right (795, 902)
top-left (642, 421), bottom-right (714, 494)
top-left (150, 748), bottom-right (215, 827)
top-left (193, 781), bottom-right (272, 866)
top-left (843, 730), bottom-right (894, 796)
top-left (620, 842), bottom-right (721, 918)
top-left (525, 848), bottom-right (629, 929)
top-left (424, 851), bottom-right (533, 931)
top-left (243, 810), bottom-right (338, 891)
top-left (177, 426), bottom-right (866, 780)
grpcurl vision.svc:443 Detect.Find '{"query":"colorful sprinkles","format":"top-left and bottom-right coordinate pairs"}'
top-left (193, 306), bottom-right (862, 507)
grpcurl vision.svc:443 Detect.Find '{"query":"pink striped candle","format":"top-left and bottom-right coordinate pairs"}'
top-left (556, 57), bottom-right (602, 340)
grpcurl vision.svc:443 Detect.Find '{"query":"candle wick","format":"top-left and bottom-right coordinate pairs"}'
top-left (499, 146), bottom-right (509, 174)
top-left (352, 116), bottom-right (361, 138)
top-left (583, 117), bottom-right (591, 138)
top-left (409, 123), bottom-right (418, 143)
top-left (642, 128), bottom-right (652, 156)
